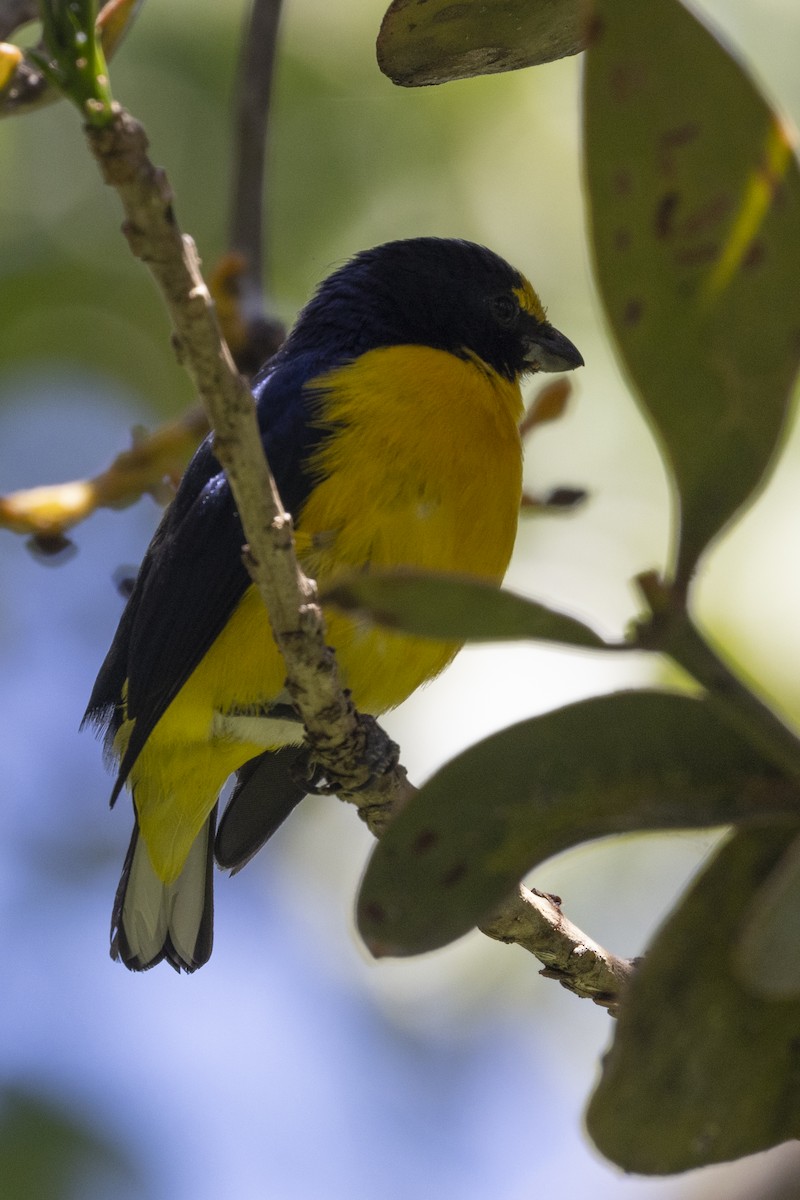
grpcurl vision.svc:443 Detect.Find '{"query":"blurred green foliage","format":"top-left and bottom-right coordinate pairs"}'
top-left (0, 1087), bottom-right (138, 1200)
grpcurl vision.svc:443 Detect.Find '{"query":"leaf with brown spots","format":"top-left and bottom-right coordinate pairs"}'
top-left (584, 0), bottom-right (800, 588)
top-left (587, 825), bottom-right (800, 1172)
top-left (377, 0), bottom-right (584, 87)
top-left (357, 691), bottom-right (800, 957)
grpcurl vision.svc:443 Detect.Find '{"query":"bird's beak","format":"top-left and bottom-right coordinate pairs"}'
top-left (522, 320), bottom-right (584, 373)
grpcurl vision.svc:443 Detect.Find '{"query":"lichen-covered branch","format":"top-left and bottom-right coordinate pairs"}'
top-left (481, 886), bottom-right (636, 1013)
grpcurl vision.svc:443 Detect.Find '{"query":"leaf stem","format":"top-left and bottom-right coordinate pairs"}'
top-left (37, 0), bottom-right (114, 126)
top-left (636, 571), bottom-right (800, 788)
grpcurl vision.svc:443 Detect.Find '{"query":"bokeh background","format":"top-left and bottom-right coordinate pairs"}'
top-left (2, 0), bottom-right (800, 1196)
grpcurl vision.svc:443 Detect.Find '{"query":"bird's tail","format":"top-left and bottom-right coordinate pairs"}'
top-left (111, 808), bottom-right (216, 972)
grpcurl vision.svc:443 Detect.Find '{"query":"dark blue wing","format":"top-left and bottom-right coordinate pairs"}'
top-left (84, 351), bottom-right (333, 794)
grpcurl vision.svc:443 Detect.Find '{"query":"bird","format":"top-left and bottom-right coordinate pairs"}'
top-left (84, 237), bottom-right (584, 973)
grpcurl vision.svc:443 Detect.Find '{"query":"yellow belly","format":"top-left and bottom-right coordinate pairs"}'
top-left (128, 345), bottom-right (524, 881)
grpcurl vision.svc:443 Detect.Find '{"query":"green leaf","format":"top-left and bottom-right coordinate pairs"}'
top-left (735, 830), bottom-right (800, 998)
top-left (357, 691), bottom-right (800, 956)
top-left (584, 0), bottom-right (800, 588)
top-left (376, 0), bottom-right (584, 87)
top-left (323, 570), bottom-right (607, 649)
top-left (587, 826), bottom-right (800, 1173)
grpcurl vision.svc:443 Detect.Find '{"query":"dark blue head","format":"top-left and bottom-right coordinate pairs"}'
top-left (276, 238), bottom-right (583, 382)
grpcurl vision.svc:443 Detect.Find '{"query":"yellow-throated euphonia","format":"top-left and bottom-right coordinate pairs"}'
top-left (85, 238), bottom-right (583, 972)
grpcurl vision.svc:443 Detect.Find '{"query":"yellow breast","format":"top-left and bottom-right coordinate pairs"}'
top-left (296, 344), bottom-right (525, 710)
top-left (182, 344), bottom-right (524, 718)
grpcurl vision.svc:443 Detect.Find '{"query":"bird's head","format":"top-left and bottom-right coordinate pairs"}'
top-left (285, 237), bottom-right (583, 382)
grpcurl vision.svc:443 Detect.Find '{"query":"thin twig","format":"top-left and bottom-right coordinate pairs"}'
top-left (0, 405), bottom-right (208, 540)
top-left (481, 886), bottom-right (636, 1013)
top-left (224, 0), bottom-right (286, 373)
top-left (229, 0), bottom-right (283, 300)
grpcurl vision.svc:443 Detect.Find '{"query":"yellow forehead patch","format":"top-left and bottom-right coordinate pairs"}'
top-left (513, 277), bottom-right (547, 322)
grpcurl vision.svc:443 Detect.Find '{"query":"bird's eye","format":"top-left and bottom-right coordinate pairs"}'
top-left (489, 294), bottom-right (519, 328)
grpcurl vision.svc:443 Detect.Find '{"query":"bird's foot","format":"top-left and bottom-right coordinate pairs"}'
top-left (292, 713), bottom-right (400, 796)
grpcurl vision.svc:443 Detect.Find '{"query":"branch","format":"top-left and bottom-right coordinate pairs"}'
top-left (480, 886), bottom-right (636, 1013)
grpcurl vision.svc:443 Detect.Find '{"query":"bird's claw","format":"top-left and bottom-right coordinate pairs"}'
top-left (291, 714), bottom-right (400, 796)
